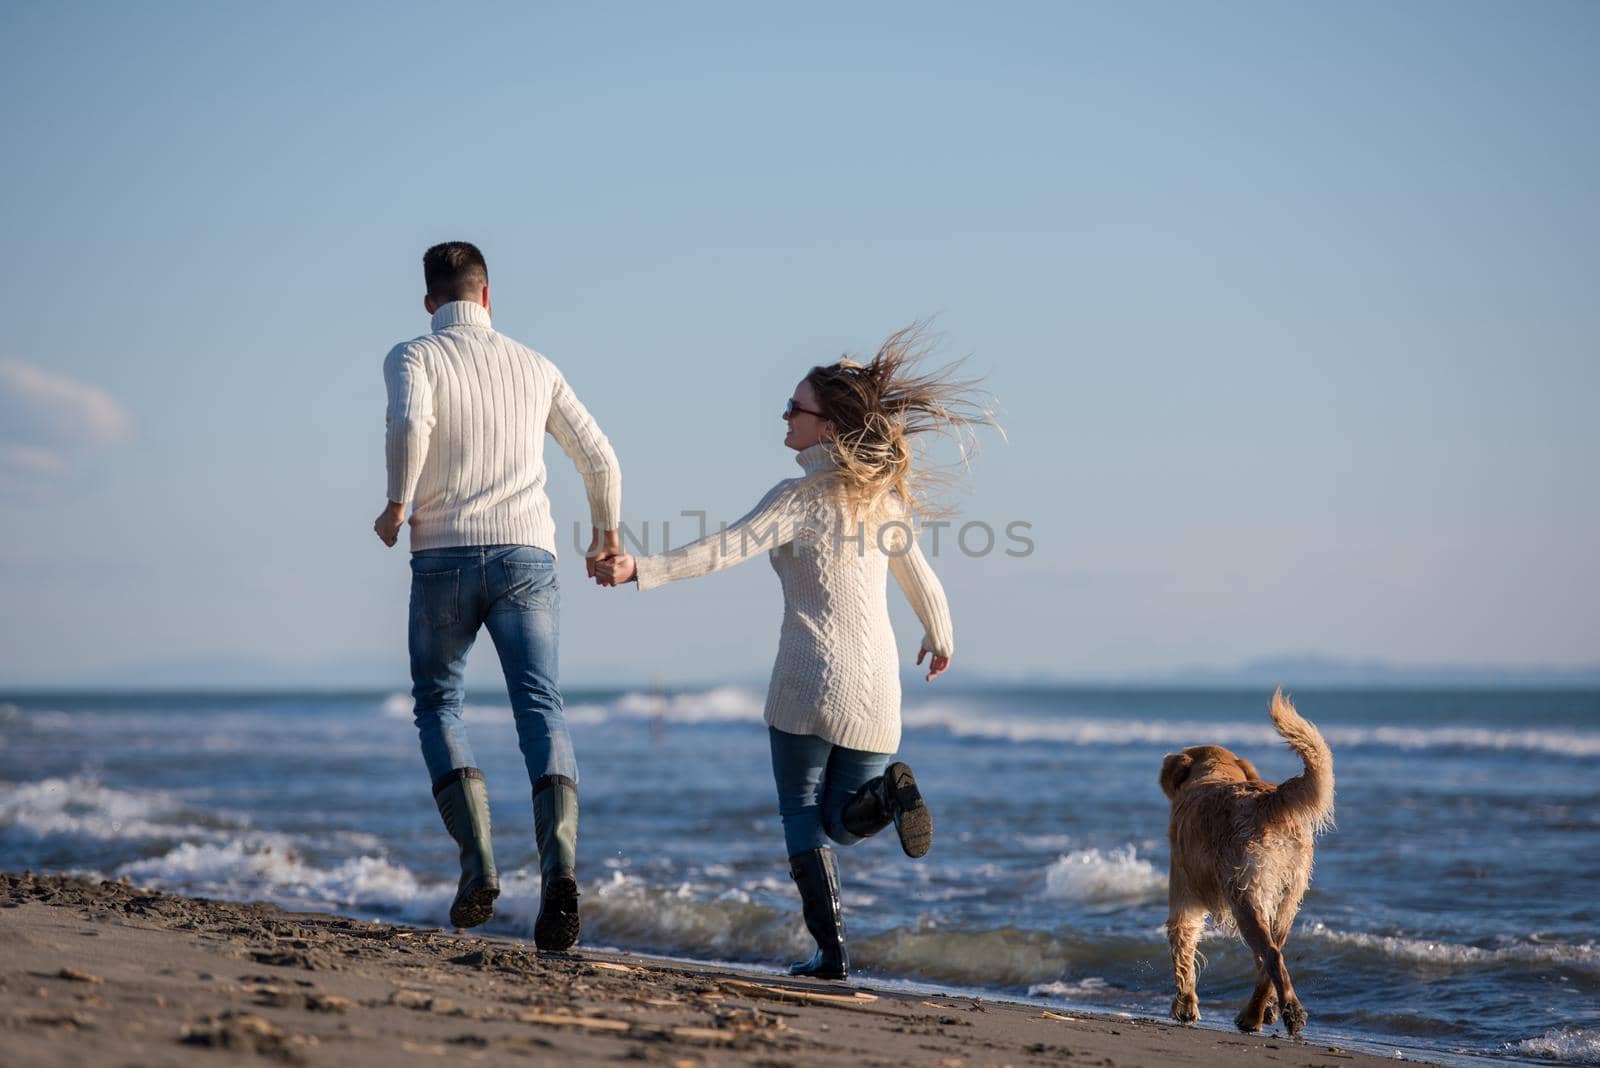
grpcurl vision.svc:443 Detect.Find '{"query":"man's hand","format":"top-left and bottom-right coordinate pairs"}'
top-left (593, 553), bottom-right (637, 587)
top-left (586, 527), bottom-right (621, 579)
top-left (373, 501), bottom-right (406, 547)
top-left (916, 646), bottom-right (951, 682)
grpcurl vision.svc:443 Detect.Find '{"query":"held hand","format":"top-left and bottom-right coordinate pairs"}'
top-left (593, 553), bottom-right (637, 587)
top-left (916, 645), bottom-right (951, 682)
top-left (585, 527), bottom-right (621, 579)
top-left (373, 501), bottom-right (405, 548)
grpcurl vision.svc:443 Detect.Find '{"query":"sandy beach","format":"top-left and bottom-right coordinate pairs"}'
top-left (0, 871), bottom-right (1410, 1067)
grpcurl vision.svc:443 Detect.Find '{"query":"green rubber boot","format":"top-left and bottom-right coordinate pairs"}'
top-left (432, 767), bottom-right (500, 929)
top-left (532, 774), bottom-right (580, 952)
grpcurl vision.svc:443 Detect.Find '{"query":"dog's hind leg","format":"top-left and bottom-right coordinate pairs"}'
top-left (1167, 908), bottom-right (1205, 1024)
top-left (1236, 973), bottom-right (1274, 1033)
top-left (1259, 890), bottom-right (1303, 1028)
top-left (1231, 898), bottom-right (1306, 1037)
top-left (1240, 893), bottom-right (1299, 1030)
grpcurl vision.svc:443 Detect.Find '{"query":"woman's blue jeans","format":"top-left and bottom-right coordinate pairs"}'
top-left (408, 545), bottom-right (578, 788)
top-left (768, 726), bottom-right (892, 855)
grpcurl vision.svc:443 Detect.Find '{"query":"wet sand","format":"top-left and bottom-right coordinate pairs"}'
top-left (1, 871), bottom-right (1407, 1066)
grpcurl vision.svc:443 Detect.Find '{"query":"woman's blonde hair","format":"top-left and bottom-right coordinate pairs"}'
top-left (805, 323), bottom-right (997, 523)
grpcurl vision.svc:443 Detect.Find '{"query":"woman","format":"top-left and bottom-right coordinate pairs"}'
top-left (595, 327), bottom-right (989, 980)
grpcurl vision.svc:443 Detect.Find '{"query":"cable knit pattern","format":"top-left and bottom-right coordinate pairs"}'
top-left (384, 301), bottom-right (621, 553)
top-left (633, 444), bottom-right (955, 754)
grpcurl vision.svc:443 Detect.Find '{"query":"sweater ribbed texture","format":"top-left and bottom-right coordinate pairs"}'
top-left (384, 301), bottom-right (621, 554)
top-left (634, 444), bottom-right (955, 754)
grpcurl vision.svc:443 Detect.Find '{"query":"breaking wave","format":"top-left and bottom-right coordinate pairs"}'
top-left (118, 840), bottom-right (449, 917)
top-left (853, 923), bottom-right (1163, 989)
top-left (1042, 846), bottom-right (1166, 907)
top-left (0, 776), bottom-right (243, 844)
top-left (902, 702), bottom-right (1600, 759)
top-left (497, 687), bottom-right (1600, 758)
top-left (1304, 925), bottom-right (1600, 980)
top-left (584, 871), bottom-right (809, 959)
top-left (565, 686), bottom-right (765, 726)
top-left (1512, 1027), bottom-right (1600, 1063)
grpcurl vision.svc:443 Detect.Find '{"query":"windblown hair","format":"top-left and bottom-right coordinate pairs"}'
top-left (805, 323), bottom-right (997, 523)
top-left (423, 241), bottom-right (489, 302)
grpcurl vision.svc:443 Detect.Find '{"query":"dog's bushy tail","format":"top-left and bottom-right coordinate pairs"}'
top-left (1263, 689), bottom-right (1335, 834)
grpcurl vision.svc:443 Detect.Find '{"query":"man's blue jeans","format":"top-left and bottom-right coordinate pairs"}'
top-left (408, 545), bottom-right (578, 788)
top-left (769, 727), bottom-right (892, 855)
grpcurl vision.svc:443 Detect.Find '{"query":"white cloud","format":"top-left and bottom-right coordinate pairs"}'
top-left (0, 359), bottom-right (135, 488)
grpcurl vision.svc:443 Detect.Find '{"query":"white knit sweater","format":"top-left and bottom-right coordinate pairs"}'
top-left (634, 444), bottom-right (955, 754)
top-left (384, 301), bottom-right (621, 553)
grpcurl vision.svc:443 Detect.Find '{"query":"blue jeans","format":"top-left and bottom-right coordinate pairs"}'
top-left (408, 545), bottom-right (577, 788)
top-left (768, 726), bottom-right (892, 855)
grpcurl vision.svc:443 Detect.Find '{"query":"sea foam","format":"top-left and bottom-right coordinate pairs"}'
top-left (1043, 846), bottom-right (1167, 906)
top-left (901, 701), bottom-right (1600, 759)
top-left (542, 687), bottom-right (1600, 758)
top-left (1305, 924), bottom-right (1600, 977)
top-left (118, 840), bottom-right (433, 913)
top-left (566, 686), bottom-right (766, 726)
top-left (0, 776), bottom-right (234, 844)
top-left (1513, 1027), bottom-right (1600, 1062)
top-left (115, 839), bottom-right (548, 934)
top-left (585, 870), bottom-right (808, 958)
top-left (1026, 976), bottom-right (1112, 998)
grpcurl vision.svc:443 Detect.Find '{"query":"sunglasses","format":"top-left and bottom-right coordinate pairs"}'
top-left (784, 398), bottom-right (828, 421)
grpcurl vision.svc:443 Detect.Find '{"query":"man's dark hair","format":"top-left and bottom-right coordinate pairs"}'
top-left (423, 242), bottom-right (489, 302)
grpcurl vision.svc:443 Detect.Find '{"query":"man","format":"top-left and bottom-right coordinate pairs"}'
top-left (374, 241), bottom-right (621, 951)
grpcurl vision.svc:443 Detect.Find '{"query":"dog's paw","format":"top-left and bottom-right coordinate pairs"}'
top-left (1235, 1008), bottom-right (1262, 1033)
top-left (1262, 997), bottom-right (1279, 1025)
top-left (1171, 995), bottom-right (1200, 1024)
top-left (1281, 1000), bottom-right (1307, 1036)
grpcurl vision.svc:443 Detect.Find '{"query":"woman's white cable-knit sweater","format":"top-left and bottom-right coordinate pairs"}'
top-left (384, 301), bottom-right (621, 553)
top-left (634, 444), bottom-right (954, 754)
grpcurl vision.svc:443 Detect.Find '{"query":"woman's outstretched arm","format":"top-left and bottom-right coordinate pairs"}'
top-left (599, 479), bottom-right (810, 590)
top-left (888, 532), bottom-right (954, 680)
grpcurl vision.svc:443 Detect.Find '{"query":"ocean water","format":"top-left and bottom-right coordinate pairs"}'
top-left (1, 686), bottom-right (1596, 1064)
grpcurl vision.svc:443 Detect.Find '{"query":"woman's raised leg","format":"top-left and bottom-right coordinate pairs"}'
top-left (819, 747), bottom-right (892, 847)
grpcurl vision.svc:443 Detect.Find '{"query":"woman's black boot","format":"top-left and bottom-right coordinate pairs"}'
top-left (787, 848), bottom-right (848, 980)
top-left (431, 767), bottom-right (500, 929)
top-left (841, 761), bottom-right (933, 858)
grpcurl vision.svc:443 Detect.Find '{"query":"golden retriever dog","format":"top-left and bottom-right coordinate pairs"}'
top-left (1160, 690), bottom-right (1334, 1036)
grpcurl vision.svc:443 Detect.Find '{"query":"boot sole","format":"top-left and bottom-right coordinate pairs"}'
top-left (886, 762), bottom-right (933, 858)
top-left (534, 873), bottom-right (581, 952)
top-left (449, 877), bottom-right (500, 930)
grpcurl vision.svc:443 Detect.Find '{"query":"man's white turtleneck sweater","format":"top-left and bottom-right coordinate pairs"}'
top-left (384, 301), bottom-right (620, 553)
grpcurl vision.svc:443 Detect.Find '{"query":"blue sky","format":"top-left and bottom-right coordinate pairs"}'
top-left (2, 1), bottom-right (1596, 689)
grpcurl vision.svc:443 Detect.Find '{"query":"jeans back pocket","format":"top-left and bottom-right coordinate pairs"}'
top-left (412, 568), bottom-right (461, 627)
top-left (502, 559), bottom-right (556, 610)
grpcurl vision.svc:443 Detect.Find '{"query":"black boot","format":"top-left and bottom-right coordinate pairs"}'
top-left (532, 774), bottom-right (580, 952)
top-left (841, 761), bottom-right (933, 859)
top-left (432, 767), bottom-right (500, 929)
top-left (787, 848), bottom-right (848, 980)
